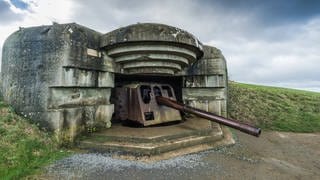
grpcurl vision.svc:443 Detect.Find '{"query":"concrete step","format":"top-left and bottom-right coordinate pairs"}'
top-left (79, 132), bottom-right (223, 156)
top-left (81, 128), bottom-right (214, 144)
top-left (77, 118), bottom-right (231, 157)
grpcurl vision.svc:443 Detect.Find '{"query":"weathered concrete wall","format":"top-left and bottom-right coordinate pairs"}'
top-left (1, 23), bottom-right (115, 143)
top-left (183, 45), bottom-right (228, 122)
top-left (1, 22), bottom-right (229, 144)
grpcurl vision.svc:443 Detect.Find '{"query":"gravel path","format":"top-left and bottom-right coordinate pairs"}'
top-left (43, 131), bottom-right (320, 180)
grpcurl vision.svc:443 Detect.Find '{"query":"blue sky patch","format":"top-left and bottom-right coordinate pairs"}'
top-left (10, 0), bottom-right (29, 10)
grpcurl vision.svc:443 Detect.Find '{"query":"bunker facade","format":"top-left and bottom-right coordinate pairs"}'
top-left (1, 23), bottom-right (228, 143)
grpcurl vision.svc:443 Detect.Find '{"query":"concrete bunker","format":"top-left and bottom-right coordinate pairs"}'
top-left (1, 23), bottom-right (252, 156)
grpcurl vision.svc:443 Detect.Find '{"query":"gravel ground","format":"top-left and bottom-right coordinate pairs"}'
top-left (43, 131), bottom-right (320, 180)
top-left (45, 152), bottom-right (222, 180)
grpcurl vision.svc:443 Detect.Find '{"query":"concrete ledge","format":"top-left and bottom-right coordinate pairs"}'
top-left (48, 87), bottom-right (111, 109)
top-left (116, 126), bottom-right (235, 162)
top-left (184, 75), bottom-right (227, 88)
top-left (79, 133), bottom-right (223, 156)
top-left (78, 118), bottom-right (235, 160)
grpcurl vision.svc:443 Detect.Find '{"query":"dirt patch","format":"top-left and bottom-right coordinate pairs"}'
top-left (42, 130), bottom-right (320, 179)
top-left (205, 130), bottom-right (320, 179)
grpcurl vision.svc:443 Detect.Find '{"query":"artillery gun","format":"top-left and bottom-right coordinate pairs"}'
top-left (114, 83), bottom-right (261, 137)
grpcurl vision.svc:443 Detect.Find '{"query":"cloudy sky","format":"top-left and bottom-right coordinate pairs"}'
top-left (1, 0), bottom-right (319, 92)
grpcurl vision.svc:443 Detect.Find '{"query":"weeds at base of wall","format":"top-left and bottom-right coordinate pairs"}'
top-left (0, 100), bottom-right (71, 179)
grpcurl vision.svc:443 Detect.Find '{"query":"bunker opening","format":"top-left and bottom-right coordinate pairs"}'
top-left (111, 74), bottom-right (184, 127)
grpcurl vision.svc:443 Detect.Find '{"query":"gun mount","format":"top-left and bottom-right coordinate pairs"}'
top-left (114, 83), bottom-right (261, 137)
top-left (114, 83), bottom-right (182, 126)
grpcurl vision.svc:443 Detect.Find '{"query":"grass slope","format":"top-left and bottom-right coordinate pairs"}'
top-left (0, 100), bottom-right (70, 179)
top-left (228, 81), bottom-right (320, 132)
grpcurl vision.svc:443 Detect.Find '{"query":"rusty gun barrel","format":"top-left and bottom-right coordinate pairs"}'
top-left (156, 96), bottom-right (261, 137)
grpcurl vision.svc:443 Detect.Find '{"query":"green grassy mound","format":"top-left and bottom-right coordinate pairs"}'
top-left (0, 100), bottom-right (70, 179)
top-left (228, 81), bottom-right (320, 132)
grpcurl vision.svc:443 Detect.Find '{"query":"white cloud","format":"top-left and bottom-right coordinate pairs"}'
top-left (0, 0), bottom-right (74, 67)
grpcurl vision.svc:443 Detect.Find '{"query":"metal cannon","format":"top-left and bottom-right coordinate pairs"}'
top-left (114, 83), bottom-right (261, 137)
top-left (156, 96), bottom-right (261, 137)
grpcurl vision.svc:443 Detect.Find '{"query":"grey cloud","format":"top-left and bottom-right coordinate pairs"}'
top-left (1, 0), bottom-right (318, 91)
top-left (205, 0), bottom-right (320, 25)
top-left (71, 0), bottom-right (320, 91)
top-left (196, 0), bottom-right (320, 43)
top-left (217, 18), bottom-right (320, 86)
top-left (72, 0), bottom-right (203, 33)
top-left (72, 0), bottom-right (258, 44)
